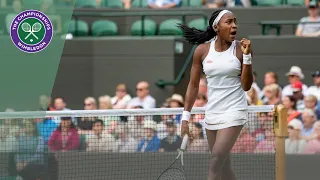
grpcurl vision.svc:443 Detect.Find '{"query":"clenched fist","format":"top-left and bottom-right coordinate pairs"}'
top-left (240, 38), bottom-right (252, 55)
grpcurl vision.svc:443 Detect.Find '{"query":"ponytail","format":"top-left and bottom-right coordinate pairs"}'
top-left (177, 10), bottom-right (223, 45)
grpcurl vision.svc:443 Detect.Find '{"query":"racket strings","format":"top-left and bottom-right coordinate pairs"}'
top-left (157, 168), bottom-right (186, 180)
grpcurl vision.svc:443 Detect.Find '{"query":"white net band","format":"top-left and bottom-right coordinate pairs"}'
top-left (0, 105), bottom-right (274, 119)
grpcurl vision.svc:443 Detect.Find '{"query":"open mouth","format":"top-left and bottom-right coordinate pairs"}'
top-left (230, 31), bottom-right (237, 36)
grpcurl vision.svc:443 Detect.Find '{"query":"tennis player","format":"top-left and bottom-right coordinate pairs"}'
top-left (179, 10), bottom-right (253, 180)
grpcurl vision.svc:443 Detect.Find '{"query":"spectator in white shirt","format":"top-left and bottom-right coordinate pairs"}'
top-left (282, 66), bottom-right (308, 99)
top-left (307, 71), bottom-right (320, 101)
top-left (86, 119), bottom-right (116, 152)
top-left (111, 84), bottom-right (132, 109)
top-left (53, 97), bottom-right (76, 124)
top-left (127, 81), bottom-right (156, 109)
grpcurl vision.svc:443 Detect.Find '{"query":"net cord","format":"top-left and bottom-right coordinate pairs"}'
top-left (0, 105), bottom-right (274, 119)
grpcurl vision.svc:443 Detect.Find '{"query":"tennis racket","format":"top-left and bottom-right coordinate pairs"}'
top-left (157, 135), bottom-right (189, 180)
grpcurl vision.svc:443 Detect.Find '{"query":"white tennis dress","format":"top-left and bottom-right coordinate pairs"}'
top-left (202, 39), bottom-right (248, 130)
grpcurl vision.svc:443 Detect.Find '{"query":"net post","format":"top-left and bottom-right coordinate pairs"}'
top-left (274, 104), bottom-right (288, 180)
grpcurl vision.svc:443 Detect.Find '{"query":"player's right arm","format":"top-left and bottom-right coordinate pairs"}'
top-left (181, 45), bottom-right (205, 138)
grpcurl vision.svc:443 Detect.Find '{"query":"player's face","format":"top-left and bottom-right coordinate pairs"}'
top-left (217, 13), bottom-right (237, 42)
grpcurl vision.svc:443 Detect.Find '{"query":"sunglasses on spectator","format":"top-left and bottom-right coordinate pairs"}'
top-left (84, 103), bottom-right (92, 106)
top-left (136, 88), bottom-right (144, 91)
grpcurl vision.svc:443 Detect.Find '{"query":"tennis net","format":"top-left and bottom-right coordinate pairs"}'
top-left (0, 105), bottom-right (287, 180)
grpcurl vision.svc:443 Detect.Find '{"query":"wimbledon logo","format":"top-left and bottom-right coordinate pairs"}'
top-left (10, 9), bottom-right (53, 53)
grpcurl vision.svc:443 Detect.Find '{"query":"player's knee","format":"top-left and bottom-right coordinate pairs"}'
top-left (209, 152), bottom-right (227, 169)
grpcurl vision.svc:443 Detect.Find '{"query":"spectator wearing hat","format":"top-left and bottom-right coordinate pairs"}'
top-left (282, 66), bottom-right (308, 99)
top-left (307, 71), bottom-right (320, 104)
top-left (292, 81), bottom-right (306, 112)
top-left (159, 119), bottom-right (182, 152)
top-left (137, 120), bottom-right (160, 152)
top-left (303, 121), bottom-right (320, 154)
top-left (285, 119), bottom-right (307, 154)
top-left (296, 1), bottom-right (320, 37)
top-left (168, 94), bottom-right (184, 124)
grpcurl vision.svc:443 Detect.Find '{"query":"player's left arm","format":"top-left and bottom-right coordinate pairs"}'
top-left (237, 38), bottom-right (253, 91)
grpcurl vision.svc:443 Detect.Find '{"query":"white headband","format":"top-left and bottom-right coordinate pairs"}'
top-left (212, 10), bottom-right (232, 26)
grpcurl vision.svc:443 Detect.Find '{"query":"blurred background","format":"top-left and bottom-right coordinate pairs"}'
top-left (0, 0), bottom-right (320, 179)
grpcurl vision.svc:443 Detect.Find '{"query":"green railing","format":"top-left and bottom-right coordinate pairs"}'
top-left (259, 20), bottom-right (320, 35)
top-left (156, 45), bottom-right (197, 88)
top-left (72, 11), bottom-right (208, 36)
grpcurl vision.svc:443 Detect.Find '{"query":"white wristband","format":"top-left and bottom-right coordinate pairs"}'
top-left (243, 53), bottom-right (252, 65)
top-left (181, 111), bottom-right (191, 122)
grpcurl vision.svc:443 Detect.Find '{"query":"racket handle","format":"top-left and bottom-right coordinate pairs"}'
top-left (180, 135), bottom-right (189, 150)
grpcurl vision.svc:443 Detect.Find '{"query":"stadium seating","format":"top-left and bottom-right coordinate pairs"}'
top-left (92, 20), bottom-right (118, 36)
top-left (131, 19), bottom-right (157, 36)
top-left (76, 0), bottom-right (98, 8)
top-left (188, 18), bottom-right (207, 31)
top-left (131, 0), bottom-right (149, 8)
top-left (65, 20), bottom-right (89, 36)
top-left (180, 0), bottom-right (203, 7)
top-left (158, 19), bottom-right (183, 35)
top-left (256, 0), bottom-right (283, 6)
top-left (286, 0), bottom-right (305, 5)
top-left (101, 0), bottom-right (123, 8)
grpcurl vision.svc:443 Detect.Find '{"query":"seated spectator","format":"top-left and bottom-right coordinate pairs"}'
top-left (159, 119), bottom-right (182, 152)
top-left (123, 0), bottom-right (131, 9)
top-left (114, 123), bottom-right (138, 152)
top-left (35, 118), bottom-right (58, 145)
top-left (307, 70), bottom-right (320, 100)
top-left (86, 119), bottom-right (116, 152)
top-left (128, 106), bottom-right (146, 140)
top-left (262, 84), bottom-right (282, 105)
top-left (285, 119), bottom-right (307, 154)
top-left (296, 1), bottom-right (320, 37)
top-left (282, 96), bottom-right (301, 123)
top-left (303, 121), bottom-right (320, 154)
top-left (304, 95), bottom-right (320, 120)
top-left (261, 72), bottom-right (280, 102)
top-left (194, 93), bottom-right (208, 108)
top-left (246, 87), bottom-right (263, 106)
top-left (127, 81), bottom-right (156, 109)
top-left (282, 66), bottom-right (308, 99)
top-left (301, 109), bottom-right (317, 139)
top-left (168, 94), bottom-right (184, 124)
top-left (0, 125), bottom-right (17, 152)
top-left (15, 120), bottom-right (45, 180)
top-left (111, 83), bottom-right (132, 109)
top-left (78, 97), bottom-right (98, 134)
top-left (137, 120), bottom-right (160, 152)
top-left (98, 95), bottom-right (120, 129)
top-left (206, 0), bottom-right (226, 8)
top-left (187, 123), bottom-right (208, 153)
top-left (52, 97), bottom-right (76, 124)
top-left (48, 117), bottom-right (80, 152)
top-left (232, 126), bottom-right (257, 153)
top-left (226, 0), bottom-right (251, 7)
top-left (254, 129), bottom-right (275, 153)
top-left (2, 109), bottom-right (20, 138)
top-left (252, 112), bottom-right (273, 142)
top-left (147, 0), bottom-right (180, 9)
top-left (39, 95), bottom-right (55, 111)
top-left (292, 81), bottom-right (305, 112)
